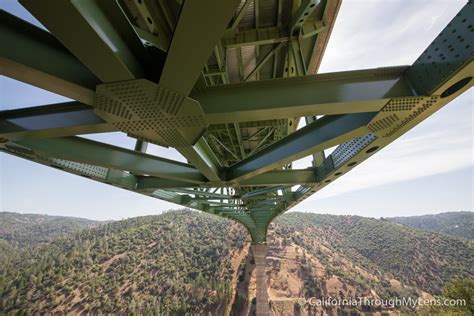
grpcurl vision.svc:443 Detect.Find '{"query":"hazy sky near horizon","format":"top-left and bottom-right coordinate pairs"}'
top-left (0, 0), bottom-right (472, 220)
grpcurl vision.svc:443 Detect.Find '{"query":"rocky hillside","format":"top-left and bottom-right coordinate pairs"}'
top-left (388, 211), bottom-right (474, 239)
top-left (0, 210), bottom-right (472, 315)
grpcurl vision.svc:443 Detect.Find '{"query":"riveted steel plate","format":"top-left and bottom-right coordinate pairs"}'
top-left (95, 79), bottom-right (208, 147)
top-left (407, 1), bottom-right (474, 94)
top-left (331, 133), bottom-right (377, 168)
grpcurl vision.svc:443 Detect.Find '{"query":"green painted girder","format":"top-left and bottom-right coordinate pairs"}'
top-left (241, 186), bottom-right (291, 198)
top-left (239, 169), bottom-right (316, 186)
top-left (192, 67), bottom-right (414, 123)
top-left (226, 112), bottom-right (377, 182)
top-left (227, 0), bottom-right (254, 32)
top-left (2, 144), bottom-right (137, 190)
top-left (154, 0), bottom-right (240, 181)
top-left (0, 102), bottom-right (114, 141)
top-left (244, 42), bottom-right (286, 82)
top-left (162, 188), bottom-right (235, 199)
top-left (0, 10), bottom-right (98, 105)
top-left (15, 137), bottom-right (207, 184)
top-left (284, 1), bottom-right (474, 213)
top-left (134, 139), bottom-right (148, 152)
top-left (122, 0), bottom-right (174, 52)
top-left (301, 21), bottom-right (326, 39)
top-left (20, 0), bottom-right (145, 82)
top-left (135, 177), bottom-right (194, 190)
top-left (1, 0), bottom-right (472, 246)
top-left (0, 66), bottom-right (411, 142)
top-left (406, 2), bottom-right (474, 96)
top-left (241, 193), bottom-right (295, 201)
top-left (159, 0), bottom-right (240, 95)
top-left (134, 169), bottom-right (317, 190)
top-left (291, 0), bottom-right (322, 32)
top-left (223, 26), bottom-right (290, 49)
top-left (176, 139), bottom-right (223, 182)
top-left (305, 115), bottom-right (326, 167)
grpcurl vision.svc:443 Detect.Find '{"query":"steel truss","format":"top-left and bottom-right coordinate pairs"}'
top-left (1, 0), bottom-right (473, 244)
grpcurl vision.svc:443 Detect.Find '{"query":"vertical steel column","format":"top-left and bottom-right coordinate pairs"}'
top-left (251, 244), bottom-right (269, 315)
top-left (134, 140), bottom-right (148, 153)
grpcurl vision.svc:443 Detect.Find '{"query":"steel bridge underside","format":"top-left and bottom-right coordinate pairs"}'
top-left (1, 0), bottom-right (473, 243)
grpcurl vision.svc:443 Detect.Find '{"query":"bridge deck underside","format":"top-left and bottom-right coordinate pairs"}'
top-left (1, 0), bottom-right (473, 243)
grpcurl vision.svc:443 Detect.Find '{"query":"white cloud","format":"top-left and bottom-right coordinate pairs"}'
top-left (319, 0), bottom-right (467, 72)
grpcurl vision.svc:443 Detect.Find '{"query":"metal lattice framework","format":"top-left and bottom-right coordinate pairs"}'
top-left (1, 0), bottom-right (473, 245)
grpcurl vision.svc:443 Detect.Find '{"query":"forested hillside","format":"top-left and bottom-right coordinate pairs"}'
top-left (275, 213), bottom-right (473, 295)
top-left (0, 212), bottom-right (100, 248)
top-left (0, 211), bottom-right (246, 315)
top-left (0, 210), bottom-right (472, 315)
top-left (388, 211), bottom-right (474, 239)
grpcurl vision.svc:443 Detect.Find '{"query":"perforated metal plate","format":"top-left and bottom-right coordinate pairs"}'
top-left (95, 79), bottom-right (208, 147)
top-left (382, 96), bottom-right (439, 138)
top-left (331, 133), bottom-right (377, 168)
top-left (407, 0), bottom-right (473, 94)
top-left (48, 158), bottom-right (109, 179)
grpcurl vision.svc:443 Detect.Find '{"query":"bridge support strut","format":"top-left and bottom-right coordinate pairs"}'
top-left (251, 244), bottom-right (269, 315)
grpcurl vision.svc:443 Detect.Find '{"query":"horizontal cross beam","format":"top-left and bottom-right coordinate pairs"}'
top-left (193, 67), bottom-right (414, 123)
top-left (1, 67), bottom-right (416, 143)
top-left (14, 137), bottom-right (207, 184)
top-left (20, 0), bottom-right (145, 82)
top-left (0, 10), bottom-right (98, 105)
top-left (223, 26), bottom-right (290, 48)
top-left (135, 169), bottom-right (317, 189)
top-left (0, 102), bottom-right (114, 141)
top-left (226, 112), bottom-right (377, 181)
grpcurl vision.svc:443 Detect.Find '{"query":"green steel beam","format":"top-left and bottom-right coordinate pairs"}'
top-left (2, 144), bottom-right (250, 230)
top-left (193, 67), bottom-right (414, 123)
top-left (0, 10), bottom-right (98, 105)
top-left (176, 138), bottom-right (223, 182)
top-left (226, 112), bottom-right (377, 181)
top-left (227, 0), bottom-right (253, 32)
top-left (1, 0), bottom-right (471, 247)
top-left (223, 26), bottom-right (290, 49)
top-left (156, 0), bottom-right (240, 180)
top-left (135, 177), bottom-right (193, 190)
top-left (241, 186), bottom-right (291, 198)
top-left (0, 102), bottom-right (114, 141)
top-left (301, 21), bottom-right (326, 39)
top-left (123, 0), bottom-right (172, 52)
top-left (406, 2), bottom-right (474, 95)
top-left (244, 42), bottom-right (286, 82)
top-left (289, 38), bottom-right (307, 75)
top-left (2, 144), bottom-right (138, 190)
top-left (95, 0), bottom-right (153, 71)
top-left (159, 0), bottom-right (240, 95)
top-left (149, 189), bottom-right (184, 205)
top-left (20, 0), bottom-right (145, 82)
top-left (239, 169), bottom-right (316, 186)
top-left (284, 0), bottom-right (474, 214)
top-left (305, 115), bottom-right (326, 167)
top-left (291, 0), bottom-right (321, 32)
top-left (134, 139), bottom-right (148, 152)
top-left (234, 122), bottom-right (246, 158)
top-left (15, 137), bottom-right (207, 184)
top-left (135, 169), bottom-right (317, 189)
top-left (134, 26), bottom-right (168, 52)
top-left (1, 67), bottom-right (412, 141)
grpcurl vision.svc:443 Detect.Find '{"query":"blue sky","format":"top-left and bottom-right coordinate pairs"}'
top-left (0, 0), bottom-right (472, 220)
